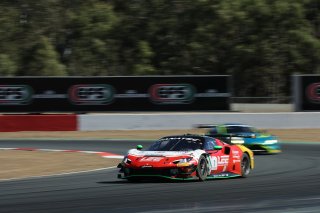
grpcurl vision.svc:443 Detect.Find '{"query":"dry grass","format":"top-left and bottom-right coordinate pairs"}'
top-left (0, 150), bottom-right (120, 180)
top-left (267, 129), bottom-right (320, 142)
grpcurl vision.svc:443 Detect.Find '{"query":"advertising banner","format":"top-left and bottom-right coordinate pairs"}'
top-left (0, 76), bottom-right (231, 112)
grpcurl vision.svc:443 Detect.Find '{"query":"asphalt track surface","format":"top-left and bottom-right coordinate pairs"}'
top-left (0, 140), bottom-right (320, 213)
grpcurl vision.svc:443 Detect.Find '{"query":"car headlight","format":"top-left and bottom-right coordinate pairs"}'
top-left (264, 139), bottom-right (278, 145)
top-left (230, 137), bottom-right (245, 144)
top-left (173, 157), bottom-right (193, 164)
top-left (123, 157), bottom-right (131, 164)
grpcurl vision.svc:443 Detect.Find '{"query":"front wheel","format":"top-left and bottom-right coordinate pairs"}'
top-left (197, 155), bottom-right (208, 181)
top-left (241, 153), bottom-right (251, 177)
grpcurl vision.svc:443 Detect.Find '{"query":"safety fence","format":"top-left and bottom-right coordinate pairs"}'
top-left (1, 112), bottom-right (320, 132)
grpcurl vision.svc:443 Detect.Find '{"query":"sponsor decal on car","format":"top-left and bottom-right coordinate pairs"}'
top-left (208, 155), bottom-right (229, 172)
top-left (139, 157), bottom-right (163, 162)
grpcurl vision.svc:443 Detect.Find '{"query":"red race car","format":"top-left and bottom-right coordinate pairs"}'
top-left (117, 134), bottom-right (254, 181)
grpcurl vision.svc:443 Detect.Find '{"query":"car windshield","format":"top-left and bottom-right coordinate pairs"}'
top-left (148, 137), bottom-right (204, 151)
top-left (226, 126), bottom-right (256, 133)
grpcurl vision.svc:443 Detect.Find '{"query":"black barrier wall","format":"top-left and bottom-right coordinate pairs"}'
top-left (0, 76), bottom-right (231, 112)
top-left (293, 74), bottom-right (320, 111)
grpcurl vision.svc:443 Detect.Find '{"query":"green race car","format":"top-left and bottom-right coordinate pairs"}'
top-left (197, 123), bottom-right (281, 154)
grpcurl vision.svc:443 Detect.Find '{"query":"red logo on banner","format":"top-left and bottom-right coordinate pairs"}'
top-left (68, 84), bottom-right (114, 105)
top-left (149, 84), bottom-right (195, 104)
top-left (306, 82), bottom-right (320, 103)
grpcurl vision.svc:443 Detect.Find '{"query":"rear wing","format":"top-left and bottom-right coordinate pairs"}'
top-left (195, 124), bottom-right (256, 138)
top-left (194, 124), bottom-right (218, 129)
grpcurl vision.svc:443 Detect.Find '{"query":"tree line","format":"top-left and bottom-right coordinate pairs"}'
top-left (0, 0), bottom-right (319, 98)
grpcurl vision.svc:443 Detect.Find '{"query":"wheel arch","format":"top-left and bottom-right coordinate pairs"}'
top-left (242, 151), bottom-right (254, 169)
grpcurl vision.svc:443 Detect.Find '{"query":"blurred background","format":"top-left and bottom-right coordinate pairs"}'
top-left (0, 0), bottom-right (319, 104)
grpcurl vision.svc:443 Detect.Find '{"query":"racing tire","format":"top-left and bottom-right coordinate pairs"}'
top-left (241, 153), bottom-right (251, 178)
top-left (196, 155), bottom-right (208, 181)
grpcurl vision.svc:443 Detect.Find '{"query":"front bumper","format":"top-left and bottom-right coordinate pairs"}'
top-left (118, 165), bottom-right (197, 180)
top-left (245, 143), bottom-right (281, 154)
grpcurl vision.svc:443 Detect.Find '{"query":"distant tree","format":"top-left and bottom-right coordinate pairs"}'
top-left (0, 3), bottom-right (20, 75)
top-left (24, 36), bottom-right (66, 76)
top-left (65, 2), bottom-right (119, 76)
top-left (0, 0), bottom-right (320, 98)
top-left (0, 54), bottom-right (17, 76)
top-left (303, 0), bottom-right (320, 74)
top-left (214, 0), bottom-right (320, 97)
top-left (132, 41), bottom-right (156, 75)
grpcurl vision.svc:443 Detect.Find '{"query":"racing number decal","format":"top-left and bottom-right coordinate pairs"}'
top-left (207, 155), bottom-right (229, 172)
top-left (208, 156), bottom-right (218, 171)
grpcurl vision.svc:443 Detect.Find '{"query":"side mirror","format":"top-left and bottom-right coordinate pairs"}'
top-left (213, 145), bottom-right (222, 150)
top-left (136, 145), bottom-right (143, 150)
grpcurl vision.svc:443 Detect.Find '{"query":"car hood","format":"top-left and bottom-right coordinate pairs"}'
top-left (125, 149), bottom-right (205, 168)
top-left (127, 149), bottom-right (205, 158)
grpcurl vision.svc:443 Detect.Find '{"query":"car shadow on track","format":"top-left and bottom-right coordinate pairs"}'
top-left (97, 180), bottom-right (195, 184)
top-left (97, 177), bottom-right (234, 184)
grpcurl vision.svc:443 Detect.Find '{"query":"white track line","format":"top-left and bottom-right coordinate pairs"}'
top-left (0, 148), bottom-right (124, 159)
top-left (0, 166), bottom-right (117, 182)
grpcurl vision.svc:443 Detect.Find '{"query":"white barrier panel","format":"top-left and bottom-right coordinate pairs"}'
top-left (79, 112), bottom-right (320, 130)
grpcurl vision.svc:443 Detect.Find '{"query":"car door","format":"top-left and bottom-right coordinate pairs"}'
top-left (205, 138), bottom-right (231, 175)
